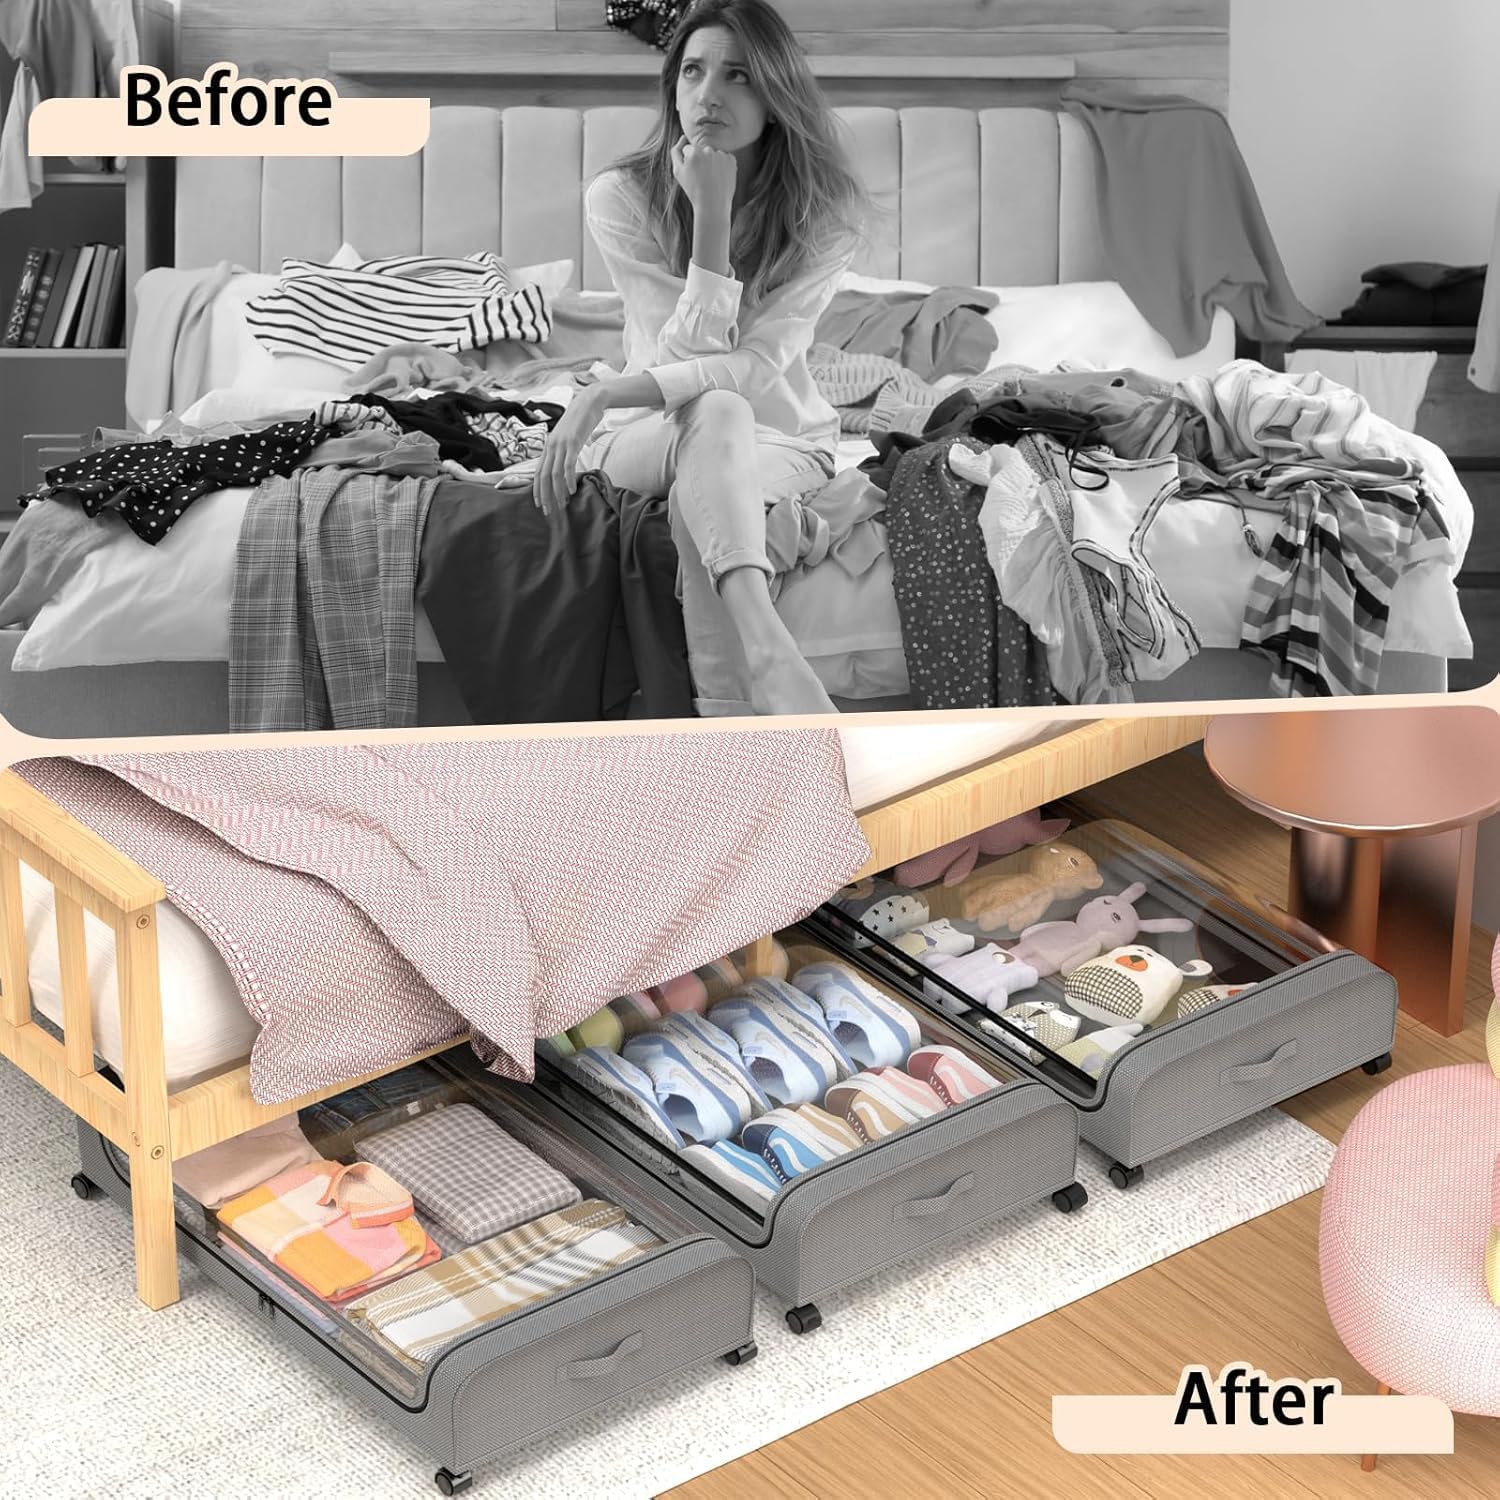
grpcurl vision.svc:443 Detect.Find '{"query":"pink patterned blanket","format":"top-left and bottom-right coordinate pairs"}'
top-left (18, 732), bottom-right (869, 1104)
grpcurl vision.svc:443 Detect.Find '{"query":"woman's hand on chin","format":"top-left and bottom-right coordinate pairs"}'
top-left (671, 136), bottom-right (737, 217)
top-left (535, 384), bottom-right (610, 518)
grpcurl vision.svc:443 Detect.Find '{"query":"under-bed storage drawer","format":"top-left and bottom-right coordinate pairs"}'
top-left (77, 1061), bottom-right (756, 1490)
top-left (807, 808), bottom-right (1397, 1188)
top-left (521, 952), bottom-right (1082, 1332)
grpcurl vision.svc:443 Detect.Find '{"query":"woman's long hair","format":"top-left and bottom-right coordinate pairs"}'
top-left (610, 0), bottom-right (869, 302)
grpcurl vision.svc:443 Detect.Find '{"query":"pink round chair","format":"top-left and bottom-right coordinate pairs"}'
top-left (1319, 936), bottom-right (1500, 1469)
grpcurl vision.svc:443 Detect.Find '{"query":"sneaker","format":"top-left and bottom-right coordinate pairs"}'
top-left (792, 962), bottom-right (922, 1069)
top-left (825, 1069), bottom-right (941, 1142)
top-left (742, 1105), bottom-right (861, 1182)
top-left (867, 1067), bottom-right (947, 1119)
top-left (650, 1012), bottom-right (772, 1114)
top-left (707, 996), bottom-right (842, 1108)
top-left (563, 1048), bottom-right (685, 1150)
top-left (905, 1045), bottom-right (1000, 1106)
top-left (735, 977), bottom-right (857, 1078)
top-left (622, 1033), bottom-right (754, 1144)
top-left (680, 1140), bottom-right (781, 1205)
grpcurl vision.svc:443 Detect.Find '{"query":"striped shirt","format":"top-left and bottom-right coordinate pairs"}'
top-left (246, 251), bottom-right (551, 365)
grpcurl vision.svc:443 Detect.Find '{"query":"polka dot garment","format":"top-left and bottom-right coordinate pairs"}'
top-left (885, 434), bottom-right (1055, 709)
top-left (20, 417), bottom-right (334, 545)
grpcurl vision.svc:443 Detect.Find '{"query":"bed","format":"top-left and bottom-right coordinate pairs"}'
top-left (0, 102), bottom-right (1474, 735)
top-left (0, 711), bottom-right (1203, 1309)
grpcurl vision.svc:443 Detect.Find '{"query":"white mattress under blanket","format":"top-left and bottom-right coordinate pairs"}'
top-left (21, 718), bottom-right (1075, 1089)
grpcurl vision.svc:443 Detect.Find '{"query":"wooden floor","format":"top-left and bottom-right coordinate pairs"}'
top-left (669, 739), bottom-right (1499, 1500)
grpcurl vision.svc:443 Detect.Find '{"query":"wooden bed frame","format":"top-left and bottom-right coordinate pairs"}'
top-left (0, 713), bottom-right (1204, 1309)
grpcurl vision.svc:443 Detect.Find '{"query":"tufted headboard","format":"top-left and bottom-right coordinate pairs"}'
top-left (171, 104), bottom-right (1111, 289)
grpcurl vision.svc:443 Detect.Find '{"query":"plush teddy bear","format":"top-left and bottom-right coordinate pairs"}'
top-left (1063, 945), bottom-right (1213, 1027)
top-left (893, 809), bottom-right (1071, 889)
top-left (1009, 882), bottom-right (1194, 978)
top-left (922, 943), bottom-right (1040, 1015)
top-left (960, 843), bottom-right (1103, 934)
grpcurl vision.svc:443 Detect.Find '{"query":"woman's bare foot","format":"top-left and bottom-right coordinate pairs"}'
top-left (720, 566), bottom-right (839, 716)
top-left (747, 647), bottom-right (838, 716)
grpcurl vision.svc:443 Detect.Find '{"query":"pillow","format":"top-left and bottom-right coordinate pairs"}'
top-left (835, 270), bottom-right (1234, 383)
top-left (11, 488), bottom-right (252, 671)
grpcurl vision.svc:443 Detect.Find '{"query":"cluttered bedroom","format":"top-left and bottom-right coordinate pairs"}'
top-left (0, 0), bottom-right (1496, 735)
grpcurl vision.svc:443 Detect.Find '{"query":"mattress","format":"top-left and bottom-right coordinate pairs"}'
top-left (20, 719), bottom-right (1078, 1088)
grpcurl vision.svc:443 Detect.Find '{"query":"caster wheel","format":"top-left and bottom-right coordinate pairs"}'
top-left (1361, 1052), bottom-right (1393, 1076)
top-left (785, 1303), bottom-right (822, 1335)
top-left (434, 1470), bottom-right (472, 1496)
top-left (1108, 1162), bottom-right (1145, 1191)
top-left (70, 1173), bottom-right (98, 1201)
top-left (1051, 1181), bottom-right (1088, 1214)
top-left (722, 1339), bottom-right (759, 1367)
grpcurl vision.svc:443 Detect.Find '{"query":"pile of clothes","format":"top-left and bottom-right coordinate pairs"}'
top-left (854, 359), bottom-right (1454, 704)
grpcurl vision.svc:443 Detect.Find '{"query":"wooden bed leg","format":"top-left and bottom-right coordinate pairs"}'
top-left (742, 935), bottom-right (777, 980)
top-left (1361, 1381), bottom-right (1393, 1471)
top-left (116, 907), bottom-right (179, 1309)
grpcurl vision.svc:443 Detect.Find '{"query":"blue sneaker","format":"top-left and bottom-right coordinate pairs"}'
top-left (792, 962), bottom-right (923, 1069)
top-left (622, 1033), bottom-right (753, 1144)
top-left (563, 1047), bottom-right (685, 1150)
top-left (650, 1012), bottom-right (772, 1114)
top-left (707, 997), bottom-right (838, 1108)
top-left (735, 977), bottom-right (858, 1079)
top-left (680, 1140), bottom-right (781, 1205)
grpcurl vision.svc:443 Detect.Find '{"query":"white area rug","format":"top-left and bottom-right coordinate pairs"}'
top-left (0, 1061), bottom-right (1334, 1498)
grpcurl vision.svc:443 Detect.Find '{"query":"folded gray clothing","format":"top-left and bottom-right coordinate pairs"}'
top-left (359, 1102), bottom-right (581, 1246)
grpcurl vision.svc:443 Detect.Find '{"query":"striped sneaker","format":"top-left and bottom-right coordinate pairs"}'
top-left (904, 1045), bottom-right (1000, 1107)
top-left (680, 1140), bottom-right (781, 1205)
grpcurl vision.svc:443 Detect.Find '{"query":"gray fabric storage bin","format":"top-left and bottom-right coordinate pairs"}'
top-left (76, 1070), bottom-right (757, 1495)
top-left (510, 963), bottom-right (1085, 1335)
top-left (808, 810), bottom-right (1398, 1190)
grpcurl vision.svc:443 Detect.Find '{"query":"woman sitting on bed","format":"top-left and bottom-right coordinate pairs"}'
top-left (535, 0), bottom-right (868, 716)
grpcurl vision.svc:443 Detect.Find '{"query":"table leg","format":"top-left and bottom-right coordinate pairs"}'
top-left (1288, 829), bottom-right (1383, 958)
top-left (1287, 824), bottom-right (1475, 1037)
top-left (1374, 821), bottom-right (1475, 1037)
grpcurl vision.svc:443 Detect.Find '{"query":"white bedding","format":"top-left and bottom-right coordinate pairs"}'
top-left (20, 718), bottom-right (1077, 1087)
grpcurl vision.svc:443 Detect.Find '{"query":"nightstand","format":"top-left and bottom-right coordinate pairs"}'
top-left (1263, 324), bottom-right (1499, 692)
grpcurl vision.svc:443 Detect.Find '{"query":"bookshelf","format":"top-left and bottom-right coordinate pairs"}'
top-left (0, 0), bottom-right (173, 528)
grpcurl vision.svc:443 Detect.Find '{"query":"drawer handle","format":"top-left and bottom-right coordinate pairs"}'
top-left (896, 1172), bottom-right (976, 1221)
top-left (1221, 1040), bottom-right (1298, 1085)
top-left (558, 1331), bottom-right (645, 1383)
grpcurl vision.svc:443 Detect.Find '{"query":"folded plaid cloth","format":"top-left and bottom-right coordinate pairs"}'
top-left (359, 1103), bottom-right (581, 1246)
top-left (217, 1159), bottom-right (439, 1304)
top-left (345, 1199), bottom-right (661, 1365)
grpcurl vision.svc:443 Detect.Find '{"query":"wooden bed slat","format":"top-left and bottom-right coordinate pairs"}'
top-left (0, 849), bottom-right (30, 1028)
top-left (53, 892), bottom-right (95, 1078)
top-left (0, 1018), bottom-right (130, 1148)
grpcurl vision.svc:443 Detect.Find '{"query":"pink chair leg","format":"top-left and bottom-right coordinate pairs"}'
top-left (1361, 1381), bottom-right (1393, 1471)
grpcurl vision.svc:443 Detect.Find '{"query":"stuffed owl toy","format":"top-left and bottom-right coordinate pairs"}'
top-left (1063, 945), bottom-right (1213, 1027)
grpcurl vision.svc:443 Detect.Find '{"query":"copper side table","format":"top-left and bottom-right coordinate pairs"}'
top-left (1204, 707), bottom-right (1500, 1036)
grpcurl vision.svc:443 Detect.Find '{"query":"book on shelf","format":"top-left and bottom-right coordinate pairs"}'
top-left (2, 246), bottom-right (44, 346)
top-left (18, 248), bottom-right (62, 347)
top-left (2, 242), bottom-right (125, 349)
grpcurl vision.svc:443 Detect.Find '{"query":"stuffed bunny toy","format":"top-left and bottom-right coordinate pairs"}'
top-left (1009, 883), bottom-right (1194, 978)
top-left (893, 809), bottom-right (1071, 889)
top-left (960, 843), bottom-right (1103, 935)
top-left (1063, 945), bottom-right (1214, 1027)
